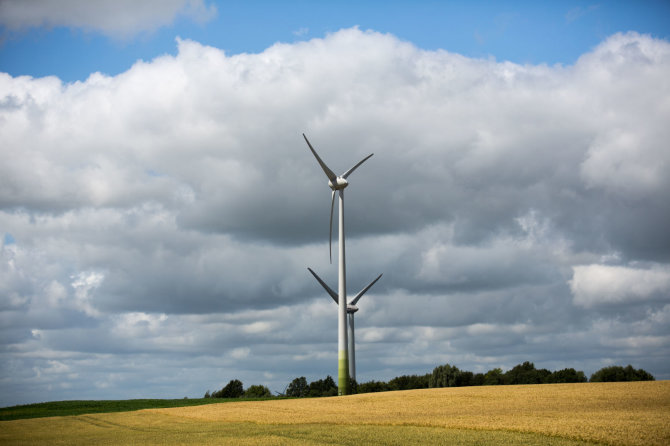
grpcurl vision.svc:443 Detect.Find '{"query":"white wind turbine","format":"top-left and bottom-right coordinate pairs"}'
top-left (303, 133), bottom-right (379, 395)
top-left (308, 267), bottom-right (382, 382)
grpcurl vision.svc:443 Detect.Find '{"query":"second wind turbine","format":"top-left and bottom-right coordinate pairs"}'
top-left (304, 133), bottom-right (379, 396)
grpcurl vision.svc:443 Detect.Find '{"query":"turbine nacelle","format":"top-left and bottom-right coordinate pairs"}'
top-left (347, 304), bottom-right (358, 314)
top-left (328, 177), bottom-right (349, 190)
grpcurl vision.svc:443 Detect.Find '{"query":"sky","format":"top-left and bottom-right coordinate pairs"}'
top-left (1, 1), bottom-right (669, 407)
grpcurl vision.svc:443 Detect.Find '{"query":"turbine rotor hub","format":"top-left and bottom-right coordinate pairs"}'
top-left (328, 177), bottom-right (349, 190)
top-left (347, 304), bottom-right (358, 313)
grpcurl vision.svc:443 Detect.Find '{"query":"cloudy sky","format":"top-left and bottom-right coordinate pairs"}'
top-left (1, 1), bottom-right (669, 406)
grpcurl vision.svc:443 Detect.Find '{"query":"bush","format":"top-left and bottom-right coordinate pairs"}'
top-left (590, 365), bottom-right (655, 382)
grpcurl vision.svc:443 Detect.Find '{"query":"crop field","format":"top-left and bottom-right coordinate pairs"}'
top-left (1, 381), bottom-right (668, 445)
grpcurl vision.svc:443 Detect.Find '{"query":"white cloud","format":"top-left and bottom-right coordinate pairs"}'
top-left (71, 271), bottom-right (104, 317)
top-left (570, 264), bottom-right (670, 308)
top-left (45, 280), bottom-right (67, 307)
top-left (293, 27), bottom-right (309, 37)
top-left (1, 28), bottom-right (670, 405)
top-left (0, 0), bottom-right (217, 38)
top-left (230, 347), bottom-right (250, 359)
top-left (113, 312), bottom-right (168, 337)
top-left (575, 34), bottom-right (670, 198)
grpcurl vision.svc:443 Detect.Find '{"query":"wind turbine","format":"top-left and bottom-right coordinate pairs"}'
top-left (308, 267), bottom-right (382, 382)
top-left (303, 133), bottom-right (377, 395)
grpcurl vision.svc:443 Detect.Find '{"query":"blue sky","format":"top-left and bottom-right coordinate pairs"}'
top-left (1, 1), bottom-right (670, 407)
top-left (2, 1), bottom-right (669, 82)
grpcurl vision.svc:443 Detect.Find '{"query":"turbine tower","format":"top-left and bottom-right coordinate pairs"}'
top-left (308, 267), bottom-right (382, 382)
top-left (304, 133), bottom-right (376, 395)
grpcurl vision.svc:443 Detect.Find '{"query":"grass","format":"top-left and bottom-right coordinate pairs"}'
top-left (0, 398), bottom-right (244, 421)
top-left (1, 381), bottom-right (669, 445)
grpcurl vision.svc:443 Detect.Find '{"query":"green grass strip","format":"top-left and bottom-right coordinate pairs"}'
top-left (0, 398), bottom-right (278, 421)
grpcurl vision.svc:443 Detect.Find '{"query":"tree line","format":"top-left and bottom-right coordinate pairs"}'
top-left (204, 362), bottom-right (654, 399)
top-left (203, 379), bottom-right (272, 399)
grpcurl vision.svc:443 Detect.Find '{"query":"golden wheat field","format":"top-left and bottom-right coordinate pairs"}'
top-left (2, 381), bottom-right (668, 446)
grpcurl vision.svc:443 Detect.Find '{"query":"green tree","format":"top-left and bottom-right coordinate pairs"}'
top-left (472, 373), bottom-right (485, 386)
top-left (590, 365), bottom-right (655, 382)
top-left (388, 374), bottom-right (430, 390)
top-left (286, 377), bottom-right (308, 397)
top-left (244, 384), bottom-right (272, 398)
top-left (454, 370), bottom-right (474, 387)
top-left (203, 390), bottom-right (211, 398)
top-left (213, 379), bottom-right (244, 398)
top-left (547, 368), bottom-right (587, 383)
top-left (627, 366), bottom-right (655, 381)
top-left (430, 363), bottom-right (461, 388)
top-left (358, 380), bottom-right (391, 393)
top-left (483, 368), bottom-right (505, 386)
top-left (349, 378), bottom-right (358, 394)
top-left (308, 376), bottom-right (338, 397)
top-left (505, 362), bottom-right (550, 384)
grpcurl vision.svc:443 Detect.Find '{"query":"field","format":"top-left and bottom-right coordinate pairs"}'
top-left (1, 381), bottom-right (668, 445)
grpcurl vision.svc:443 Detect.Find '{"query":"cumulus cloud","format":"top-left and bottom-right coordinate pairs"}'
top-left (0, 0), bottom-right (217, 38)
top-left (1, 29), bottom-right (670, 406)
top-left (570, 264), bottom-right (670, 308)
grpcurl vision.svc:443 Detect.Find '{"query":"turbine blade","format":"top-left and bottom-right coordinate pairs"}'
top-left (341, 153), bottom-right (373, 179)
top-left (307, 267), bottom-right (338, 303)
top-left (329, 190), bottom-right (335, 264)
top-left (350, 273), bottom-right (383, 305)
top-left (303, 133), bottom-right (337, 182)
